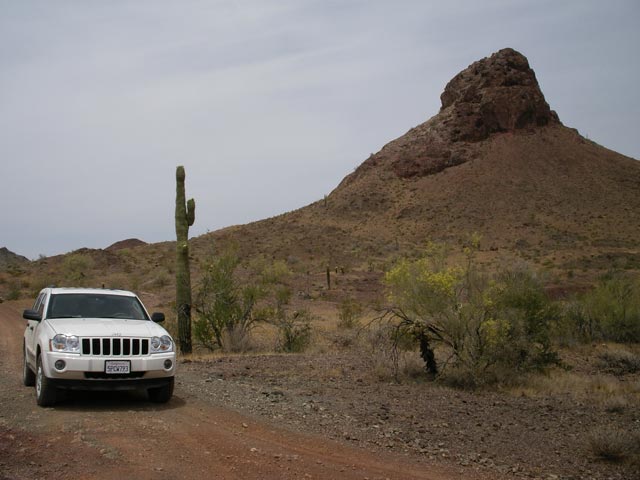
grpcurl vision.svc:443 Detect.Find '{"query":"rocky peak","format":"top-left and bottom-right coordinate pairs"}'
top-left (439, 48), bottom-right (559, 142)
top-left (351, 48), bottom-right (562, 180)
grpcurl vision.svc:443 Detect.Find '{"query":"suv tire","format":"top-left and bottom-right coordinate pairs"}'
top-left (23, 346), bottom-right (35, 387)
top-left (35, 355), bottom-right (57, 407)
top-left (148, 377), bottom-right (174, 403)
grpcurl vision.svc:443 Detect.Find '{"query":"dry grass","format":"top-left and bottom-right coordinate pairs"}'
top-left (588, 426), bottom-right (640, 463)
top-left (514, 369), bottom-right (638, 397)
top-left (598, 346), bottom-right (640, 375)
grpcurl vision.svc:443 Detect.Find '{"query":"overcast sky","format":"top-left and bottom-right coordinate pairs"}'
top-left (1, 1), bottom-right (638, 259)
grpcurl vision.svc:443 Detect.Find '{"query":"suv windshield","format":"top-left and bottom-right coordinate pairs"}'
top-left (47, 293), bottom-right (149, 320)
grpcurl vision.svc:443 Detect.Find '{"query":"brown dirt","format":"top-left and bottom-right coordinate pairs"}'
top-left (0, 301), bottom-right (492, 480)
top-left (2, 302), bottom-right (637, 480)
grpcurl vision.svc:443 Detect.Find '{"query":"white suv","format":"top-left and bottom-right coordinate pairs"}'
top-left (22, 287), bottom-right (176, 406)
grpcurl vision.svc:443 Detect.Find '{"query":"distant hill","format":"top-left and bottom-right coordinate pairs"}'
top-left (105, 238), bottom-right (148, 251)
top-left (0, 247), bottom-right (29, 271)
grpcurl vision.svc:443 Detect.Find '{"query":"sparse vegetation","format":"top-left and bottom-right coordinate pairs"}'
top-left (337, 296), bottom-right (363, 329)
top-left (62, 253), bottom-right (95, 284)
top-left (598, 346), bottom-right (640, 375)
top-left (6, 280), bottom-right (21, 300)
top-left (383, 238), bottom-right (559, 387)
top-left (192, 249), bottom-right (311, 353)
top-left (566, 272), bottom-right (640, 343)
top-left (193, 251), bottom-right (261, 353)
top-left (588, 426), bottom-right (640, 463)
top-left (274, 307), bottom-right (312, 353)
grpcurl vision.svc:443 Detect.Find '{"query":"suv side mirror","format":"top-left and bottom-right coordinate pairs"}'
top-left (23, 309), bottom-right (42, 321)
top-left (151, 312), bottom-right (165, 323)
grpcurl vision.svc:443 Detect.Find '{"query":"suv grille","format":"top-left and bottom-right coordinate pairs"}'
top-left (81, 338), bottom-right (150, 356)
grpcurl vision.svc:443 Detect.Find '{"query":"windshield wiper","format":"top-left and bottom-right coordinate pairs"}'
top-left (48, 315), bottom-right (82, 319)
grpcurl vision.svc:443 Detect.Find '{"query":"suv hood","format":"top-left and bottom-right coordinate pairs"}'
top-left (46, 318), bottom-right (169, 338)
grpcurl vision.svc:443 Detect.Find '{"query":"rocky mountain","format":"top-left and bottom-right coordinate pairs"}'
top-left (0, 247), bottom-right (29, 271)
top-left (196, 48), bottom-right (640, 287)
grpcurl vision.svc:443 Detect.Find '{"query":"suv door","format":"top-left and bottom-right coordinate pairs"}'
top-left (25, 291), bottom-right (46, 366)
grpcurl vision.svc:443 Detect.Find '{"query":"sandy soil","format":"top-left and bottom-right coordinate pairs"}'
top-left (0, 301), bottom-right (636, 480)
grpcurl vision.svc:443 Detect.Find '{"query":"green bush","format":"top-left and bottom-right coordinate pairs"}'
top-left (582, 273), bottom-right (640, 342)
top-left (63, 253), bottom-right (95, 284)
top-left (337, 297), bottom-right (363, 329)
top-left (193, 252), bottom-right (262, 352)
top-left (276, 309), bottom-right (312, 353)
top-left (194, 251), bottom-right (302, 353)
top-left (384, 240), bottom-right (559, 387)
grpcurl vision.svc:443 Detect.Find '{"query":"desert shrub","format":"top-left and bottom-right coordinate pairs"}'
top-left (193, 252), bottom-right (262, 352)
top-left (276, 310), bottom-right (311, 353)
top-left (490, 264), bottom-right (560, 368)
top-left (588, 426), bottom-right (640, 463)
top-left (580, 273), bottom-right (640, 342)
top-left (337, 296), bottom-right (363, 329)
top-left (602, 395), bottom-right (629, 414)
top-left (598, 347), bottom-right (640, 375)
top-left (274, 285), bottom-right (292, 307)
top-left (249, 256), bottom-right (291, 284)
top-left (563, 273), bottom-right (640, 343)
top-left (275, 309), bottom-right (312, 353)
top-left (262, 284), bottom-right (312, 353)
top-left (6, 280), bottom-right (21, 300)
top-left (194, 251), bottom-right (299, 353)
top-left (63, 253), bottom-right (95, 284)
top-left (151, 272), bottom-right (171, 289)
top-left (384, 239), bottom-right (558, 387)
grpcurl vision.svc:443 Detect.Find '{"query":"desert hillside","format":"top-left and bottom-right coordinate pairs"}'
top-left (3, 48), bottom-right (639, 301)
top-left (192, 48), bottom-right (640, 290)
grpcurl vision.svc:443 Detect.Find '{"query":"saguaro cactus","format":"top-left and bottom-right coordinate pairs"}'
top-left (175, 166), bottom-right (195, 354)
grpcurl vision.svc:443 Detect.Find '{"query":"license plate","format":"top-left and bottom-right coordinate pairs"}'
top-left (105, 360), bottom-right (131, 374)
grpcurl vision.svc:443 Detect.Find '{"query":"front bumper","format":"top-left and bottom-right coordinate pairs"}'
top-left (42, 350), bottom-right (176, 389)
top-left (49, 376), bottom-right (173, 391)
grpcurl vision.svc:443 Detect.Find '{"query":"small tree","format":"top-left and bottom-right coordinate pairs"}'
top-left (193, 252), bottom-right (261, 352)
top-left (194, 251), bottom-right (312, 353)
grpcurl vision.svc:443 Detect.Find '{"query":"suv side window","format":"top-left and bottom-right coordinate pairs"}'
top-left (33, 293), bottom-right (46, 317)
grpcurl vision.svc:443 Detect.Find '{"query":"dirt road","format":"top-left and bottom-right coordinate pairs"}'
top-left (0, 302), bottom-right (485, 480)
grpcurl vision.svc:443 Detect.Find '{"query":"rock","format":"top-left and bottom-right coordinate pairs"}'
top-left (355, 48), bottom-right (561, 180)
top-left (440, 48), bottom-right (559, 141)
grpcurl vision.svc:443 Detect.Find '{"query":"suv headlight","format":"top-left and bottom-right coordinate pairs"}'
top-left (150, 335), bottom-right (173, 353)
top-left (51, 334), bottom-right (80, 353)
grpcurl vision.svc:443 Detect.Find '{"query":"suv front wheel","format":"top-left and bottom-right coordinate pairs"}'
top-left (147, 377), bottom-right (174, 403)
top-left (23, 346), bottom-right (35, 387)
top-left (36, 355), bottom-right (57, 407)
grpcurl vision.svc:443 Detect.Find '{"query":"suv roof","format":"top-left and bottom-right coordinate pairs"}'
top-left (45, 287), bottom-right (137, 297)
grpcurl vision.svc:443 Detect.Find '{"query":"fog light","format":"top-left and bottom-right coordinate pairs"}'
top-left (54, 360), bottom-right (66, 371)
top-left (164, 359), bottom-right (173, 370)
